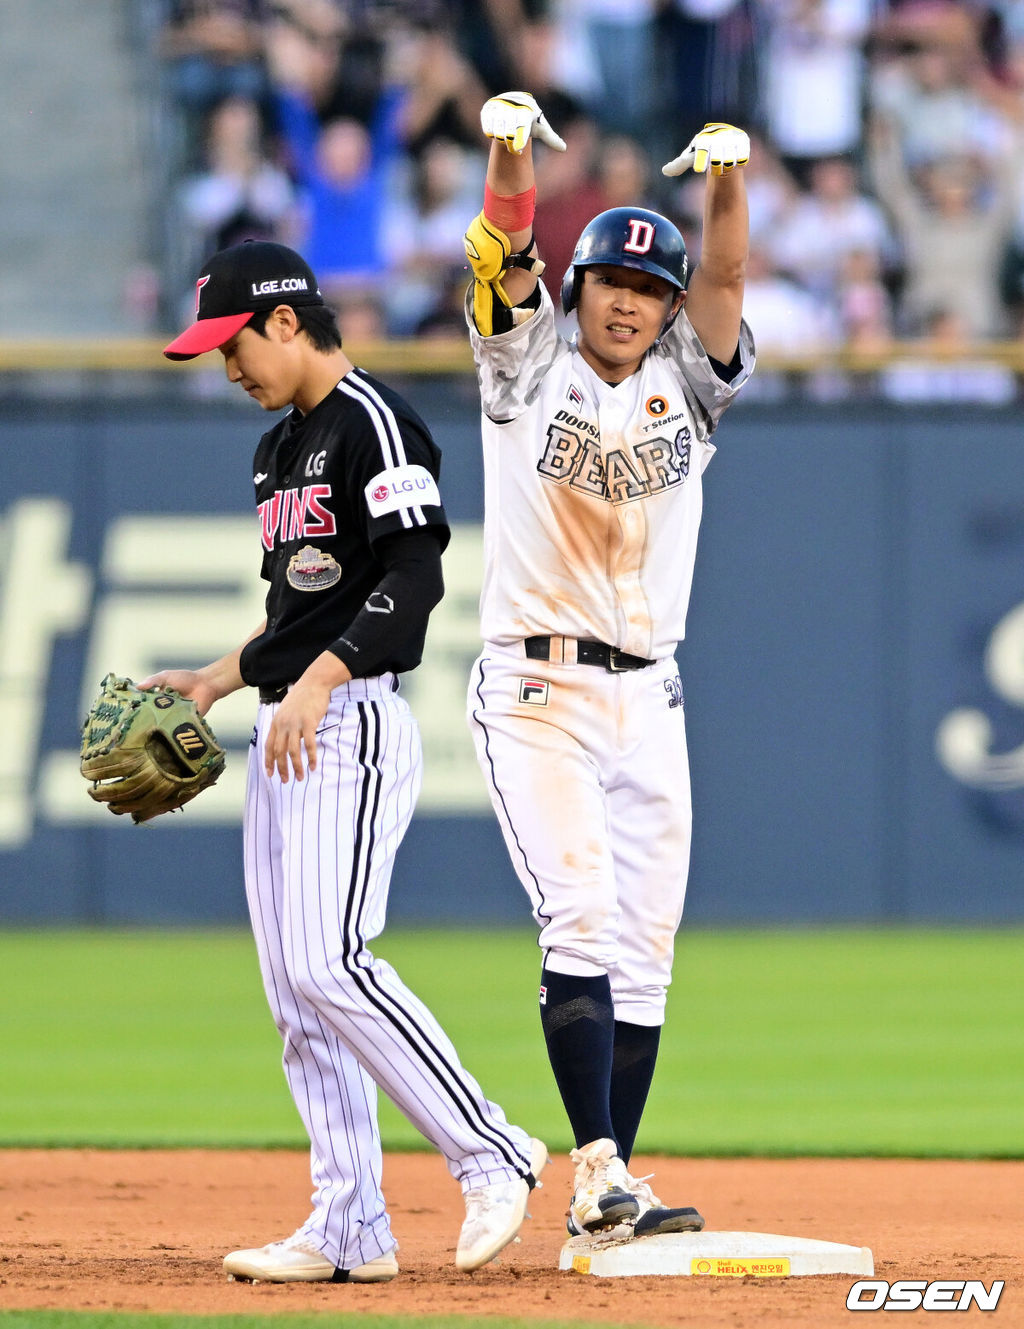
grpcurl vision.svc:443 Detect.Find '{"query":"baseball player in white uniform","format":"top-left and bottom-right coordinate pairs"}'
top-left (462, 94), bottom-right (754, 1239)
top-left (145, 240), bottom-right (546, 1284)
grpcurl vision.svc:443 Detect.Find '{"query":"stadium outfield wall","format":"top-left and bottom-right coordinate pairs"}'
top-left (2, 377), bottom-right (1022, 925)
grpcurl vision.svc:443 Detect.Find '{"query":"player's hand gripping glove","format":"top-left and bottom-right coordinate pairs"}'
top-left (480, 91), bottom-right (566, 154)
top-left (663, 123), bottom-right (750, 177)
top-left (80, 673), bottom-right (225, 824)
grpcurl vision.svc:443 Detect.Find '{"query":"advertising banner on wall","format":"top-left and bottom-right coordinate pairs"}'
top-left (1, 389), bottom-right (1022, 922)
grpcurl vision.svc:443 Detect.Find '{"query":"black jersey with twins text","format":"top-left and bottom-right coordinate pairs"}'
top-left (239, 368), bottom-right (450, 689)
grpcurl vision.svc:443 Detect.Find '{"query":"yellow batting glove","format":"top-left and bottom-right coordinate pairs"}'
top-left (663, 122), bottom-right (750, 177)
top-left (480, 91), bottom-right (567, 155)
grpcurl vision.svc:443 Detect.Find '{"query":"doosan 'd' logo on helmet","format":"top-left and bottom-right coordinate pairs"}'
top-left (623, 219), bottom-right (655, 255)
top-left (250, 277), bottom-right (310, 296)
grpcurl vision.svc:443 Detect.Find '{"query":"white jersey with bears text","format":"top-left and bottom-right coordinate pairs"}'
top-left (466, 279), bottom-right (755, 1021)
top-left (468, 282), bottom-right (755, 661)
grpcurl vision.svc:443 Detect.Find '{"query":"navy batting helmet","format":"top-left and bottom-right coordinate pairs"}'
top-left (560, 207), bottom-right (689, 315)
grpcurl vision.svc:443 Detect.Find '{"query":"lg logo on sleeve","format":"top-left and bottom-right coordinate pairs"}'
top-left (847, 1279), bottom-right (1004, 1311)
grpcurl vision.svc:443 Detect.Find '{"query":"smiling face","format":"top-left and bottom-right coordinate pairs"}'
top-left (574, 265), bottom-right (684, 383)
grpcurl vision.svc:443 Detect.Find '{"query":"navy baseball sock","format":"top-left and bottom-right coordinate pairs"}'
top-left (539, 966), bottom-right (618, 1150)
top-left (609, 1020), bottom-right (661, 1164)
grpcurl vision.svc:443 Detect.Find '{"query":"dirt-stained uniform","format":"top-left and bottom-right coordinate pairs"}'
top-left (462, 93), bottom-right (754, 1238)
top-left (468, 279), bottom-right (754, 1023)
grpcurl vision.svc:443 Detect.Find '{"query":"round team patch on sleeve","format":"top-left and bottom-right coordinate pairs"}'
top-left (364, 464), bottom-right (441, 516)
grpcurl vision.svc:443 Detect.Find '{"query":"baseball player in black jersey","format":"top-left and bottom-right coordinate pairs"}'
top-left (145, 240), bottom-right (546, 1283)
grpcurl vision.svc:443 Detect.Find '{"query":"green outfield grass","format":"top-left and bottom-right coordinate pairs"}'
top-left (1, 926), bottom-right (1021, 1157)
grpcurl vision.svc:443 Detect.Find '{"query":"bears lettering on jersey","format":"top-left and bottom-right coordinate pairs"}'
top-left (537, 413), bottom-right (692, 505)
top-left (258, 484), bottom-right (336, 550)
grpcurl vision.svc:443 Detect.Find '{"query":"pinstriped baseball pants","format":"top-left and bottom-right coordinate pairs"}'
top-left (243, 674), bottom-right (531, 1269)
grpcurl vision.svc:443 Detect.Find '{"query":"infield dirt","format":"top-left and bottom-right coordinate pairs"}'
top-left (0, 1150), bottom-right (1020, 1327)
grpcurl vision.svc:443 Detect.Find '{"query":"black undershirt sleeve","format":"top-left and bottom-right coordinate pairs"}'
top-left (709, 344), bottom-right (744, 381)
top-left (327, 529), bottom-right (444, 677)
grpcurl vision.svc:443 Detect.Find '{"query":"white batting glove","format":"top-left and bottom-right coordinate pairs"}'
top-left (663, 122), bottom-right (750, 176)
top-left (480, 91), bottom-right (567, 155)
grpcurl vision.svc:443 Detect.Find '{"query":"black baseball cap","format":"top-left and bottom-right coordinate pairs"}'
top-left (163, 241), bottom-right (325, 360)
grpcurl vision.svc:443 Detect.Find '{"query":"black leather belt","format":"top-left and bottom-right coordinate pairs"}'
top-left (525, 636), bottom-right (655, 672)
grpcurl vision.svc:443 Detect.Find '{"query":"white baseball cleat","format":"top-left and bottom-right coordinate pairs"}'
top-left (223, 1230), bottom-right (399, 1283)
top-left (566, 1166), bottom-right (706, 1240)
top-left (568, 1138), bottom-right (640, 1232)
top-left (455, 1137), bottom-right (549, 1273)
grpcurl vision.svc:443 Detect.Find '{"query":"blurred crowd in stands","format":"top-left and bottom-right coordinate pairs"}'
top-left (155, 0), bottom-right (1024, 395)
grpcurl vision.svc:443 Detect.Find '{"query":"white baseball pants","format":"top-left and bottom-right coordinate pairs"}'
top-left (468, 645), bottom-right (692, 1026)
top-left (244, 674), bottom-right (531, 1269)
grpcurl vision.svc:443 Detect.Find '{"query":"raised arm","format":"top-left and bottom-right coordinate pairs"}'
top-left (663, 123), bottom-right (750, 364)
top-left (464, 91), bottom-right (565, 333)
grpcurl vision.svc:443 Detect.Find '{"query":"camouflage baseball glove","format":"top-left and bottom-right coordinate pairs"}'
top-left (80, 673), bottom-right (225, 824)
